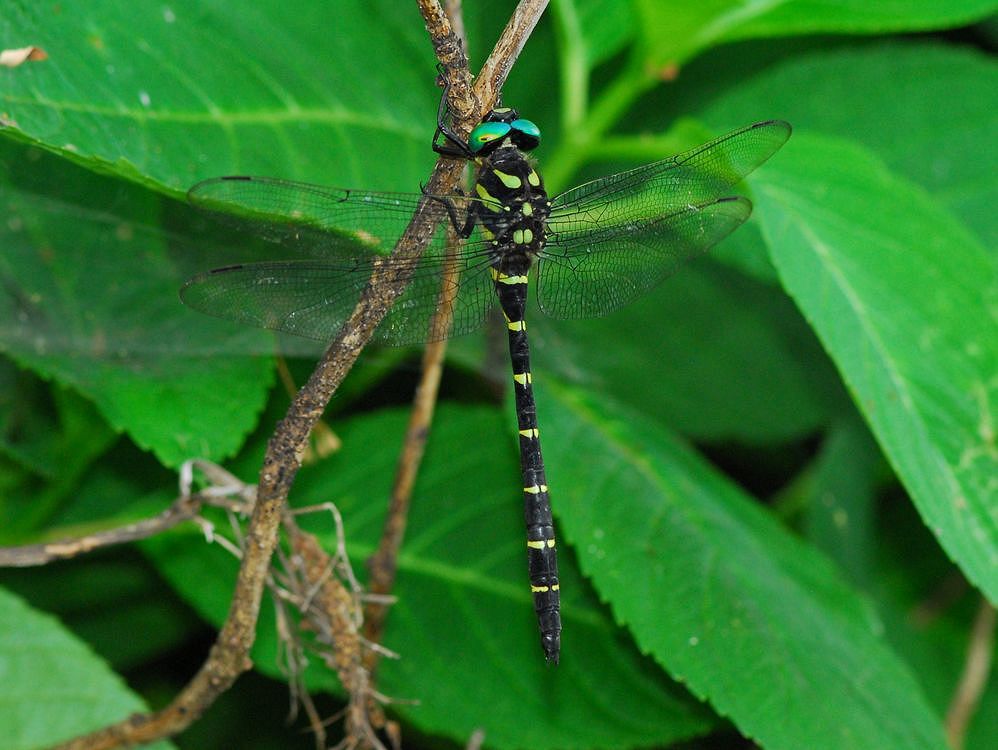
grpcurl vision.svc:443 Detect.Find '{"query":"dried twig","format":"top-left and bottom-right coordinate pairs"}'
top-left (282, 517), bottom-right (398, 750)
top-left (43, 80), bottom-right (469, 750)
top-left (945, 598), bottom-right (995, 750)
top-left (0, 497), bottom-right (201, 567)
top-left (418, 0), bottom-right (475, 128)
top-left (465, 728), bottom-right (486, 750)
top-left (444, 0), bottom-right (466, 51)
top-left (275, 356), bottom-right (343, 462)
top-left (49, 177), bottom-right (465, 750)
top-left (37, 2), bottom-right (549, 748)
top-left (367, 0), bottom-right (472, 642)
top-left (0, 460), bottom-right (254, 568)
top-left (11, 458), bottom-right (393, 750)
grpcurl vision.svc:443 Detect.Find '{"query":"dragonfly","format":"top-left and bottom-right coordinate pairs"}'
top-left (182, 109), bottom-right (791, 664)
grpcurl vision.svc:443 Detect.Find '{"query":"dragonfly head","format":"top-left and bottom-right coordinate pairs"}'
top-left (469, 107), bottom-right (541, 155)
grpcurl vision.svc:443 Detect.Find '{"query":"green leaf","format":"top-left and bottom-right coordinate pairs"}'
top-left (146, 403), bottom-right (717, 750)
top-left (0, 586), bottom-right (176, 750)
top-left (0, 139), bottom-right (274, 466)
top-left (532, 257), bottom-right (842, 442)
top-left (0, 554), bottom-right (197, 671)
top-left (700, 42), bottom-right (998, 248)
top-left (559, 0), bottom-right (636, 70)
top-left (0, 365), bottom-right (112, 478)
top-left (0, 449), bottom-right (199, 673)
top-left (804, 415), bottom-right (883, 587)
top-left (634, 0), bottom-right (998, 65)
top-left (755, 133), bottom-right (998, 602)
top-left (0, 366), bottom-right (118, 535)
top-left (538, 378), bottom-right (949, 750)
top-left (1, 0), bottom-right (441, 190)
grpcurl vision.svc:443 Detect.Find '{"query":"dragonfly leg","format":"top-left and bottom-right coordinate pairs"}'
top-left (431, 70), bottom-right (476, 159)
top-left (421, 186), bottom-right (478, 238)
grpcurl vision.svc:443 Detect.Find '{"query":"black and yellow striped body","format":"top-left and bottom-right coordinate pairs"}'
top-left (469, 143), bottom-right (562, 662)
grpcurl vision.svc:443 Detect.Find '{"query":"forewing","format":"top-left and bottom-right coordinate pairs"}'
top-left (189, 176), bottom-right (469, 260)
top-left (548, 120), bottom-right (790, 221)
top-left (537, 197), bottom-right (752, 318)
top-left (536, 121), bottom-right (789, 319)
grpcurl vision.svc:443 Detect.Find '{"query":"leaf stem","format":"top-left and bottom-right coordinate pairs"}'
top-left (543, 49), bottom-right (656, 191)
top-left (550, 0), bottom-right (588, 134)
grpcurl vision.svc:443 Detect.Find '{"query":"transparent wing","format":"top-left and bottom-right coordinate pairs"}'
top-left (548, 120), bottom-right (790, 219)
top-left (538, 120), bottom-right (790, 318)
top-left (183, 177), bottom-right (500, 345)
top-left (537, 197), bottom-right (752, 318)
top-left (189, 176), bottom-right (474, 259)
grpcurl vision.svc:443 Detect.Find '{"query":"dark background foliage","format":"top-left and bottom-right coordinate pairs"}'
top-left (1, 2), bottom-right (995, 749)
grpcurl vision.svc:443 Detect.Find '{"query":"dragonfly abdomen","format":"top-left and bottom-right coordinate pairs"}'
top-left (491, 251), bottom-right (562, 663)
top-left (474, 136), bottom-right (562, 662)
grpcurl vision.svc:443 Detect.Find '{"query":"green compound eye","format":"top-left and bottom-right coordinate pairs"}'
top-left (511, 119), bottom-right (540, 140)
top-left (469, 121), bottom-right (512, 153)
top-left (509, 118), bottom-right (541, 151)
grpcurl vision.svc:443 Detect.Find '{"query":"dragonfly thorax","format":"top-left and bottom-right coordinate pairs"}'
top-left (473, 144), bottom-right (550, 262)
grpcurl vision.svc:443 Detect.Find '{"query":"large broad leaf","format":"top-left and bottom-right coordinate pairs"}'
top-left (0, 553), bottom-right (197, 672)
top-left (800, 419), bottom-right (998, 750)
top-left (0, 365), bottom-right (118, 536)
top-left (537, 378), bottom-right (949, 750)
top-left (573, 0), bottom-right (636, 68)
top-left (0, 586), bottom-right (177, 750)
top-left (145, 403), bottom-right (717, 750)
top-left (0, 139), bottom-right (274, 466)
top-left (803, 415), bottom-right (882, 586)
top-left (699, 41), bottom-right (998, 249)
top-left (755, 132), bottom-right (998, 603)
top-left (0, 0), bottom-right (443, 190)
top-left (530, 256), bottom-right (843, 443)
top-left (634, 0), bottom-right (997, 66)
top-left (1, 0), bottom-right (503, 467)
